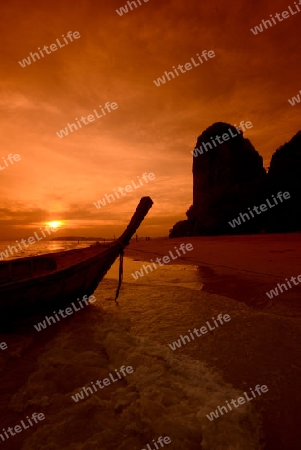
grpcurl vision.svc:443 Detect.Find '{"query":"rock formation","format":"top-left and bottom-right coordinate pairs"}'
top-left (266, 131), bottom-right (301, 232)
top-left (170, 122), bottom-right (267, 236)
top-left (169, 123), bottom-right (301, 237)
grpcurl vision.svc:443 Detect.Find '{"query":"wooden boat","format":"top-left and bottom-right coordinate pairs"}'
top-left (0, 197), bottom-right (153, 321)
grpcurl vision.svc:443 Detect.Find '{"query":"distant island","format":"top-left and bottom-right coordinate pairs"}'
top-left (51, 237), bottom-right (106, 241)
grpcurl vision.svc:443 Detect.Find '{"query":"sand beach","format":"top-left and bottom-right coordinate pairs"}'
top-left (0, 234), bottom-right (301, 449)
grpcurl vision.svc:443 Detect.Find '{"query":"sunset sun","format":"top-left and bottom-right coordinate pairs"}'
top-left (45, 220), bottom-right (63, 229)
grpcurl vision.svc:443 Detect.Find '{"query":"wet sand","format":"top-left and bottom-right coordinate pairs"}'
top-left (0, 289), bottom-right (263, 450)
top-left (124, 234), bottom-right (301, 448)
top-left (127, 233), bottom-right (301, 316)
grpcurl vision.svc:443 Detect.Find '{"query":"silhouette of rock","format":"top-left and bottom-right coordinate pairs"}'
top-left (266, 131), bottom-right (301, 232)
top-left (170, 122), bottom-right (267, 237)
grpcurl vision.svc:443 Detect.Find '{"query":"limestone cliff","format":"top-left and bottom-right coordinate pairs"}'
top-left (266, 131), bottom-right (301, 232)
top-left (170, 122), bottom-right (267, 237)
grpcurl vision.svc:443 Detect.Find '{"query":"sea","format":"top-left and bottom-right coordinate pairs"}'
top-left (0, 240), bottom-right (100, 260)
top-left (0, 240), bottom-right (299, 449)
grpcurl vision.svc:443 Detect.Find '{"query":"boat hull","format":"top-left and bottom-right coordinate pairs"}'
top-left (0, 245), bottom-right (121, 321)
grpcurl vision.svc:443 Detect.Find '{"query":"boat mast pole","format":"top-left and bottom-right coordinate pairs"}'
top-left (113, 197), bottom-right (153, 300)
top-left (117, 196), bottom-right (153, 247)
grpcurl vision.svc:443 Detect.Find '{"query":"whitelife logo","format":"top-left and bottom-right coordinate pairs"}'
top-left (250, 2), bottom-right (301, 35)
top-left (228, 192), bottom-right (291, 228)
top-left (18, 31), bottom-right (81, 68)
top-left (266, 274), bottom-right (301, 299)
top-left (141, 436), bottom-right (172, 450)
top-left (116, 0), bottom-right (149, 16)
top-left (0, 225), bottom-right (58, 261)
top-left (168, 314), bottom-right (231, 351)
top-left (0, 412), bottom-right (45, 443)
top-left (192, 121), bottom-right (253, 157)
top-left (288, 89), bottom-right (301, 106)
top-left (153, 50), bottom-right (215, 87)
top-left (71, 365), bottom-right (134, 402)
top-left (93, 172), bottom-right (155, 209)
top-left (131, 243), bottom-right (193, 280)
top-left (0, 153), bottom-right (21, 171)
top-left (56, 102), bottom-right (118, 139)
top-left (206, 385), bottom-right (269, 421)
top-left (33, 295), bottom-right (97, 332)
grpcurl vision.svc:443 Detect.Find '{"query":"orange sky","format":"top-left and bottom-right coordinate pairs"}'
top-left (0, 0), bottom-right (300, 239)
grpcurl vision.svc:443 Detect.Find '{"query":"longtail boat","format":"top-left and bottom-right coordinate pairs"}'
top-left (0, 197), bottom-right (153, 321)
